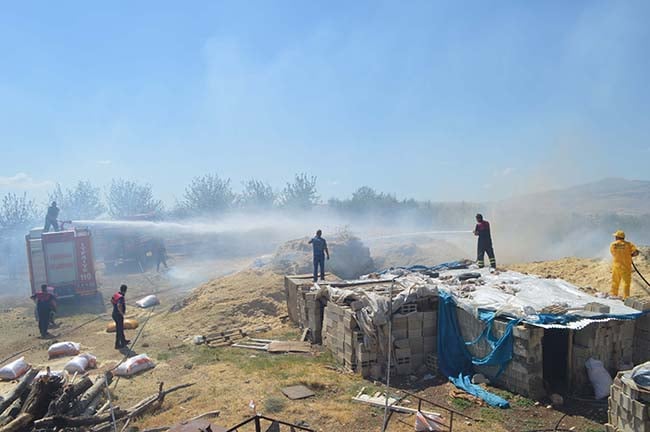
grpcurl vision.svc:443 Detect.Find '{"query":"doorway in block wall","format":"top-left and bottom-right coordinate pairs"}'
top-left (542, 328), bottom-right (570, 394)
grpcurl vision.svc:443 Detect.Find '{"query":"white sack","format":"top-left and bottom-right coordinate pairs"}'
top-left (48, 341), bottom-right (81, 358)
top-left (585, 357), bottom-right (612, 399)
top-left (64, 353), bottom-right (97, 374)
top-left (0, 357), bottom-right (30, 381)
top-left (136, 295), bottom-right (160, 308)
top-left (113, 354), bottom-right (155, 377)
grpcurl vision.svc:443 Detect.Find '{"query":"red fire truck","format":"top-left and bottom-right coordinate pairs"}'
top-left (25, 226), bottom-right (98, 299)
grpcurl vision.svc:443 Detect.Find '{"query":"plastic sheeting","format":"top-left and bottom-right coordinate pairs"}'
top-left (423, 268), bottom-right (642, 327)
top-left (437, 291), bottom-right (512, 408)
top-left (632, 361), bottom-right (650, 389)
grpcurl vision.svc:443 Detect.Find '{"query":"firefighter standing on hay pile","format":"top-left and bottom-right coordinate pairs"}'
top-left (308, 229), bottom-right (330, 282)
top-left (111, 284), bottom-right (131, 349)
top-left (610, 230), bottom-right (639, 299)
top-left (474, 213), bottom-right (496, 270)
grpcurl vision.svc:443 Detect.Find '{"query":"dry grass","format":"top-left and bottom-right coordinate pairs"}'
top-left (509, 246), bottom-right (650, 298)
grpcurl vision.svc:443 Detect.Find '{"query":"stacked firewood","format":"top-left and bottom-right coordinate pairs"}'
top-left (0, 369), bottom-right (192, 432)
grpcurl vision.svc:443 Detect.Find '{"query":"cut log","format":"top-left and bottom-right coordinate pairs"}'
top-left (0, 413), bottom-right (34, 432)
top-left (0, 368), bottom-right (38, 415)
top-left (0, 399), bottom-right (22, 427)
top-left (34, 408), bottom-right (128, 429)
top-left (83, 394), bottom-right (105, 417)
top-left (20, 374), bottom-right (63, 421)
top-left (47, 375), bottom-right (94, 416)
top-left (92, 382), bottom-right (194, 432)
top-left (71, 376), bottom-right (94, 398)
top-left (80, 372), bottom-right (112, 412)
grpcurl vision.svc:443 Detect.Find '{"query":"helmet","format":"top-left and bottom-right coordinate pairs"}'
top-left (613, 230), bottom-right (625, 239)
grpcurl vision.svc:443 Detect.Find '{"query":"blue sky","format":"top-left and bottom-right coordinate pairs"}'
top-left (1, 1), bottom-right (649, 205)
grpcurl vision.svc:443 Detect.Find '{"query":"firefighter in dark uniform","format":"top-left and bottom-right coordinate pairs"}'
top-left (31, 284), bottom-right (57, 338)
top-left (111, 284), bottom-right (130, 349)
top-left (44, 201), bottom-right (60, 232)
top-left (473, 213), bottom-right (496, 269)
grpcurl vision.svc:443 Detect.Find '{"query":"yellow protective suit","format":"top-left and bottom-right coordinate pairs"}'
top-left (610, 239), bottom-right (638, 298)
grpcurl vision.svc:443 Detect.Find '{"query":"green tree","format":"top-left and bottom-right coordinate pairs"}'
top-left (0, 193), bottom-right (38, 231)
top-left (49, 180), bottom-right (105, 220)
top-left (238, 179), bottom-right (276, 209)
top-left (107, 179), bottom-right (163, 218)
top-left (182, 173), bottom-right (235, 215)
top-left (280, 173), bottom-right (319, 210)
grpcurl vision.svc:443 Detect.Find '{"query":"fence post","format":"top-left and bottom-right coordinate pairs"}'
top-left (255, 415), bottom-right (261, 432)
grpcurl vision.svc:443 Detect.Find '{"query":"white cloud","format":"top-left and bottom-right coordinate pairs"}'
top-left (493, 167), bottom-right (515, 177)
top-left (96, 160), bottom-right (112, 165)
top-left (0, 173), bottom-right (54, 190)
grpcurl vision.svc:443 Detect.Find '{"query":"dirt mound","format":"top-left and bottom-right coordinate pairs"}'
top-left (508, 246), bottom-right (650, 298)
top-left (165, 269), bottom-right (286, 334)
top-left (269, 232), bottom-right (375, 279)
top-left (371, 239), bottom-right (467, 270)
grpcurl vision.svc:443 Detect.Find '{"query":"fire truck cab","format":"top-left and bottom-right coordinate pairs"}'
top-left (25, 227), bottom-right (98, 299)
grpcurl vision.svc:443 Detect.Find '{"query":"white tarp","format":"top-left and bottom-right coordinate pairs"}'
top-left (376, 268), bottom-right (640, 327)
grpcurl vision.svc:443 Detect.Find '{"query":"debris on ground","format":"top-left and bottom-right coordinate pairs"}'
top-left (231, 339), bottom-right (311, 353)
top-left (0, 367), bottom-right (193, 432)
top-left (281, 385), bottom-right (315, 400)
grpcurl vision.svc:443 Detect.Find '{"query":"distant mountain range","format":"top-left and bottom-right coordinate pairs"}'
top-left (499, 178), bottom-right (650, 215)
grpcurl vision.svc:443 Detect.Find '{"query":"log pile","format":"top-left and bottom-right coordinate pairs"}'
top-left (0, 369), bottom-right (193, 432)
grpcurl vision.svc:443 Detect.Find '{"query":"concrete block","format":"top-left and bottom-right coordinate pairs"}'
top-left (394, 338), bottom-right (409, 349)
top-left (392, 328), bottom-right (408, 340)
top-left (392, 314), bottom-right (408, 330)
top-left (409, 336), bottom-right (423, 352)
top-left (395, 348), bottom-right (411, 359)
top-left (585, 302), bottom-right (611, 313)
top-left (423, 336), bottom-right (436, 352)
top-left (634, 400), bottom-right (648, 420)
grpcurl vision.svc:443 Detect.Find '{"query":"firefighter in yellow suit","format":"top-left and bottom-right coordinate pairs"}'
top-left (610, 230), bottom-right (639, 299)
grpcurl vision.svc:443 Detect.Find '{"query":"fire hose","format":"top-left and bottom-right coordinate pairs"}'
top-left (633, 260), bottom-right (650, 288)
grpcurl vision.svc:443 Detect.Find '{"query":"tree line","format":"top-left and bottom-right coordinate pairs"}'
top-left (1, 172), bottom-right (482, 234)
top-left (0, 173), bottom-right (322, 231)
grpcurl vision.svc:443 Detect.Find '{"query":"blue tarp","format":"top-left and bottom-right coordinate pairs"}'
top-left (531, 311), bottom-right (646, 326)
top-left (379, 261), bottom-right (470, 275)
top-left (437, 290), bottom-right (518, 408)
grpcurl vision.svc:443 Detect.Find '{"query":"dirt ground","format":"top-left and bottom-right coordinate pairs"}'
top-left (3, 247), bottom-right (647, 431)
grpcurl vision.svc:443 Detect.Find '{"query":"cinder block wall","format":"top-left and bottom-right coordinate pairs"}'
top-left (608, 370), bottom-right (650, 432)
top-left (572, 320), bottom-right (635, 393)
top-left (322, 299), bottom-right (438, 377)
top-left (284, 276), bottom-right (325, 343)
top-left (455, 308), bottom-right (545, 399)
top-left (634, 314), bottom-right (650, 364)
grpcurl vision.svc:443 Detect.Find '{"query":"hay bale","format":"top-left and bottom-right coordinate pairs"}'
top-left (270, 232), bottom-right (375, 279)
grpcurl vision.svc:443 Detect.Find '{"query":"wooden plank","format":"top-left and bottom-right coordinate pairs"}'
top-left (232, 343), bottom-right (269, 351)
top-left (281, 385), bottom-right (315, 400)
top-left (352, 395), bottom-right (442, 418)
top-left (267, 341), bottom-right (311, 353)
top-left (168, 419), bottom-right (227, 432)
